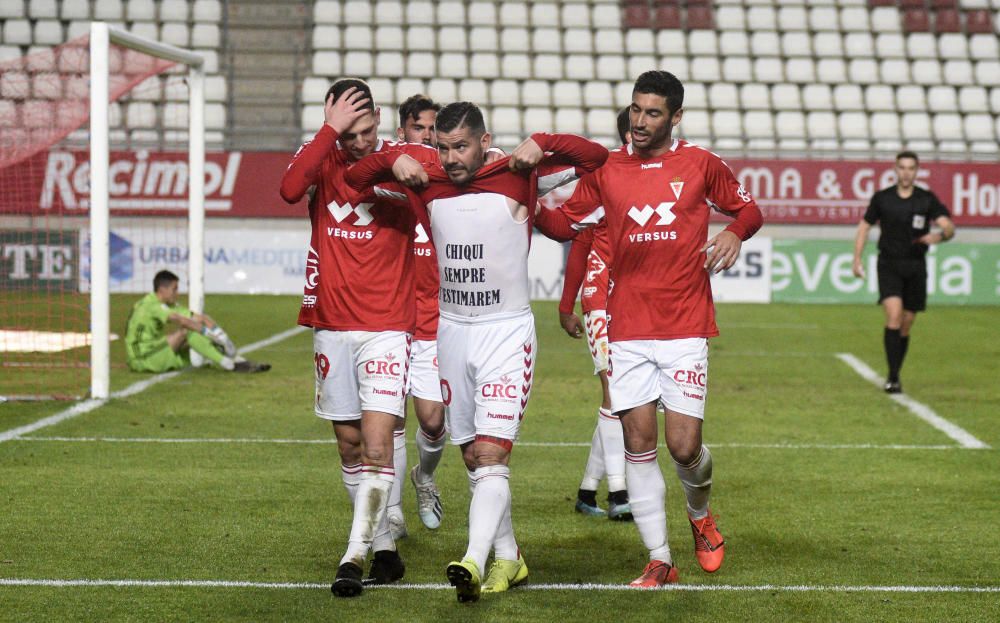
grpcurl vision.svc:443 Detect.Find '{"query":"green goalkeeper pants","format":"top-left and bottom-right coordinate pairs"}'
top-left (127, 331), bottom-right (224, 373)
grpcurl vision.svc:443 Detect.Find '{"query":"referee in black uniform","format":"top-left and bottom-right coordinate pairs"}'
top-left (851, 151), bottom-right (956, 394)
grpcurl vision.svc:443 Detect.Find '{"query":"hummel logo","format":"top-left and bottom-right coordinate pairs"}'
top-left (640, 162), bottom-right (663, 170)
top-left (328, 201), bottom-right (375, 226)
top-left (628, 203), bottom-right (676, 226)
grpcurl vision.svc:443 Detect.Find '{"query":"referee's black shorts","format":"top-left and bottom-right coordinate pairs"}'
top-left (877, 257), bottom-right (927, 312)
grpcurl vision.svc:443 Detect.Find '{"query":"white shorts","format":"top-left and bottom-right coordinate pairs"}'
top-left (313, 329), bottom-right (410, 421)
top-left (608, 338), bottom-right (709, 419)
top-left (437, 312), bottom-right (537, 447)
top-left (408, 339), bottom-right (442, 402)
top-left (584, 310), bottom-right (609, 375)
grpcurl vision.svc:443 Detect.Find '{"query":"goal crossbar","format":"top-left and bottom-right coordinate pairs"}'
top-left (89, 23), bottom-right (206, 399)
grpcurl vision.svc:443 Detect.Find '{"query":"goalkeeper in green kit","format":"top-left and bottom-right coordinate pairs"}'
top-left (125, 270), bottom-right (270, 374)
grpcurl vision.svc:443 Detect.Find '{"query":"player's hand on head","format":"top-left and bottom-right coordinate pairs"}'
top-left (509, 138), bottom-right (544, 171)
top-left (559, 312), bottom-right (584, 339)
top-left (391, 154), bottom-right (429, 187)
top-left (325, 87), bottom-right (371, 134)
top-left (701, 230), bottom-right (741, 275)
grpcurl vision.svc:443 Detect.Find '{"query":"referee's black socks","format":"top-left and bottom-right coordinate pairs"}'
top-left (884, 328), bottom-right (903, 383)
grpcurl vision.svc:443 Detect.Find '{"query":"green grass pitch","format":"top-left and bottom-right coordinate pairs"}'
top-left (1, 296), bottom-right (998, 622)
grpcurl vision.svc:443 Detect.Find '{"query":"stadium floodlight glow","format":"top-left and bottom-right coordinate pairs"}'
top-left (89, 23), bottom-right (205, 399)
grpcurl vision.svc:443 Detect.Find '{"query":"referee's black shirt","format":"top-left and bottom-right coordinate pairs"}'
top-left (863, 186), bottom-right (950, 260)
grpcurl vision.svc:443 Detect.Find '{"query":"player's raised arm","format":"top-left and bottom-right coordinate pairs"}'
top-left (534, 170), bottom-right (604, 240)
top-left (700, 151), bottom-right (764, 274)
top-left (279, 88), bottom-right (371, 203)
top-left (529, 132), bottom-right (610, 174)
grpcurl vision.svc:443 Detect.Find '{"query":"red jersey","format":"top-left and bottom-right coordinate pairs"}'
top-left (413, 212), bottom-right (439, 340)
top-left (557, 174), bottom-right (612, 314)
top-left (558, 140), bottom-right (763, 342)
top-left (279, 124), bottom-right (437, 332)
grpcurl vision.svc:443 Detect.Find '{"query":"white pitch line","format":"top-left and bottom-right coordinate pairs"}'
top-left (12, 436), bottom-right (974, 451)
top-left (835, 353), bottom-right (990, 450)
top-left (0, 326), bottom-right (307, 444)
top-left (0, 578), bottom-right (997, 593)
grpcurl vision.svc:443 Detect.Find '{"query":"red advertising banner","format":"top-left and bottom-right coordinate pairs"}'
top-left (4, 150), bottom-right (999, 226)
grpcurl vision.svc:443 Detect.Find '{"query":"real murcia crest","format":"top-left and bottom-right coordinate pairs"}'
top-left (670, 177), bottom-right (684, 200)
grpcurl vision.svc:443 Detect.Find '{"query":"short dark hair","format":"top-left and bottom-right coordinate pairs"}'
top-left (616, 107), bottom-right (630, 144)
top-left (325, 78), bottom-right (375, 113)
top-left (896, 150), bottom-right (919, 165)
top-left (398, 93), bottom-right (440, 128)
top-left (632, 70), bottom-right (684, 116)
top-left (153, 270), bottom-right (179, 292)
top-left (435, 101), bottom-right (486, 136)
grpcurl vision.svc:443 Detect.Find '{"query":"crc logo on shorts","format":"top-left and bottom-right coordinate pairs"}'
top-left (673, 362), bottom-right (707, 388)
top-left (327, 200), bottom-right (375, 226)
top-left (481, 375), bottom-right (518, 401)
top-left (365, 353), bottom-right (402, 378)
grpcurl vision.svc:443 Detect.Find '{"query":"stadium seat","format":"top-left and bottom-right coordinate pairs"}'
top-left (406, 26), bottom-right (434, 51)
top-left (436, 1), bottom-right (466, 26)
top-left (204, 75), bottom-right (226, 102)
top-left (27, 0), bottom-right (55, 18)
top-left (907, 33), bottom-right (938, 59)
top-left (191, 24), bottom-right (220, 48)
top-left (531, 3), bottom-right (558, 28)
top-left (129, 22), bottom-right (158, 41)
top-left (583, 80), bottom-right (614, 108)
top-left (624, 29), bottom-right (655, 56)
top-left (519, 80), bottom-right (548, 107)
top-left (499, 2), bottom-right (528, 27)
top-left (964, 114), bottom-right (996, 142)
top-left (869, 111), bottom-right (901, 140)
top-left (807, 111), bottom-right (838, 140)
top-left (469, 27), bottom-right (498, 52)
top-left (344, 51), bottom-right (373, 76)
top-left (562, 28), bottom-right (593, 55)
top-left (490, 79), bottom-right (519, 107)
top-left (395, 77), bottom-right (426, 103)
top-left (708, 83), bottom-right (739, 110)
top-left (990, 87), bottom-right (1000, 114)
top-left (976, 61), bottom-right (1000, 87)
top-left (160, 23), bottom-right (190, 47)
top-left (622, 0), bottom-right (649, 29)
top-left (680, 109), bottom-right (710, 138)
top-left (748, 31), bottom-right (780, 58)
top-left (656, 30), bottom-right (686, 56)
top-left (720, 31), bottom-right (750, 57)
top-left (501, 53), bottom-right (532, 79)
top-left (564, 54), bottom-right (595, 81)
top-left (406, 1), bottom-right (435, 26)
top-left (660, 55), bottom-right (689, 80)
top-left (375, 52), bottom-right (404, 77)
top-left (738, 83), bottom-right (770, 112)
top-left (311, 51), bottom-right (341, 76)
top-left (158, 0), bottom-right (187, 22)
top-left (958, 86), bottom-right (989, 113)
top-left (555, 107), bottom-right (585, 134)
top-left (592, 3), bottom-right (619, 29)
top-left (969, 34), bottom-right (999, 61)
top-left (534, 54), bottom-right (563, 80)
top-left (865, 84), bottom-right (896, 111)
top-left (491, 106), bottom-right (521, 135)
top-left (439, 27), bottom-right (467, 52)
top-left (586, 108), bottom-right (616, 140)
top-left (688, 30), bottom-right (717, 57)
top-left (716, 5), bottom-right (744, 30)
top-left (937, 33), bottom-right (968, 60)
top-left (838, 111), bottom-right (868, 139)
top-left (313, 0), bottom-right (341, 24)
top-left (163, 102), bottom-right (188, 128)
top-left (596, 55), bottom-right (626, 81)
top-left (1, 71), bottom-right (28, 98)
top-left (193, 0), bottom-right (222, 23)
top-left (876, 33), bottom-right (906, 59)
top-left (848, 58), bottom-right (879, 84)
top-left (627, 55), bottom-right (656, 79)
top-left (301, 77), bottom-right (328, 104)
top-left (552, 80), bottom-right (583, 108)
top-left (711, 110), bottom-right (742, 139)
top-left (125, 101), bottom-right (157, 128)
top-left (533, 28), bottom-right (561, 54)
top-left (2, 20), bottom-right (32, 45)
top-left (844, 32), bottom-right (875, 58)
top-left (943, 60), bottom-right (975, 86)
top-left (840, 6), bottom-right (870, 31)
top-left (32, 20), bottom-right (62, 45)
top-left (408, 52), bottom-right (438, 78)
top-left (895, 85), bottom-right (927, 112)
top-left (690, 56), bottom-right (720, 82)
top-left (523, 106), bottom-right (553, 132)
top-left (744, 110), bottom-right (774, 139)
top-left (965, 9), bottom-right (994, 34)
top-left (371, 26), bottom-right (400, 50)
top-left (834, 84), bottom-right (864, 111)
top-left (902, 9), bottom-right (930, 32)
top-left (426, 78), bottom-right (456, 103)
top-left (901, 112), bottom-right (932, 141)
top-left (746, 5), bottom-right (776, 31)
top-left (933, 113), bottom-right (963, 141)
top-left (205, 103), bottom-right (225, 130)
top-left (809, 6), bottom-right (839, 32)
top-left (911, 60), bottom-right (943, 86)
top-left (684, 81), bottom-right (707, 110)
top-left (871, 7), bottom-right (901, 32)
top-left (802, 84), bottom-right (834, 111)
top-left (500, 27), bottom-right (529, 53)
top-left (933, 9), bottom-right (962, 33)
top-left (771, 83), bottom-right (801, 111)
top-left (595, 29), bottom-right (625, 55)
top-left (785, 58), bottom-right (816, 83)
top-left (469, 53), bottom-right (499, 79)
top-left (777, 6), bottom-right (807, 31)
top-left (1, 1), bottom-right (25, 19)
top-left (775, 111), bottom-right (806, 139)
top-left (23, 100), bottom-right (54, 128)
top-left (93, 0), bottom-right (123, 20)
top-left (722, 57), bottom-right (752, 83)
top-left (467, 2), bottom-right (496, 26)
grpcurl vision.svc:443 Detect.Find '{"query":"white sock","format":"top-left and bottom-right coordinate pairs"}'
top-left (580, 423), bottom-right (605, 491)
top-left (464, 465), bottom-right (510, 574)
top-left (626, 449), bottom-right (671, 563)
top-left (340, 464), bottom-right (394, 567)
top-left (467, 469), bottom-right (476, 496)
top-left (493, 491), bottom-right (519, 561)
top-left (341, 462), bottom-right (361, 505)
top-left (388, 429), bottom-right (406, 510)
top-left (674, 445), bottom-right (713, 519)
top-left (414, 426), bottom-right (445, 482)
top-left (598, 408), bottom-right (627, 492)
top-left (372, 510), bottom-right (395, 553)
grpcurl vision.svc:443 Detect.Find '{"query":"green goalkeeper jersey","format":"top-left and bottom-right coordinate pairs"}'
top-left (125, 293), bottom-right (192, 363)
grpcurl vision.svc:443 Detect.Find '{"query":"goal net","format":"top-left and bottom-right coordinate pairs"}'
top-left (0, 24), bottom-right (205, 401)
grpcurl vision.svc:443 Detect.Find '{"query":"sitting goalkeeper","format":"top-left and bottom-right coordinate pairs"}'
top-left (125, 270), bottom-right (270, 373)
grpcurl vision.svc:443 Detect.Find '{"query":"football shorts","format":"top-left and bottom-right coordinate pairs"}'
top-left (313, 329), bottom-right (410, 421)
top-left (584, 310), bottom-right (609, 375)
top-left (407, 339), bottom-right (442, 402)
top-left (877, 257), bottom-right (927, 312)
top-left (437, 311), bottom-right (536, 446)
top-left (608, 338), bottom-right (709, 419)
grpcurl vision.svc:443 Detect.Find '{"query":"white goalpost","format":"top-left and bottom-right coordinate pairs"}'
top-left (89, 23), bottom-right (206, 399)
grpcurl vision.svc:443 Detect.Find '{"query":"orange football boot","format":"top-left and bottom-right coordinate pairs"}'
top-left (689, 511), bottom-right (725, 573)
top-left (628, 560), bottom-right (679, 588)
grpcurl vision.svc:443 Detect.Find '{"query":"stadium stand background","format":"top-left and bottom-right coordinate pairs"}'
top-left (2, 0), bottom-right (998, 156)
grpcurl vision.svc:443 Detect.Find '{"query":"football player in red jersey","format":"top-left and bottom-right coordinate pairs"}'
top-left (546, 71), bottom-right (763, 587)
top-left (279, 79), bottom-right (438, 598)
top-left (557, 108), bottom-right (633, 522)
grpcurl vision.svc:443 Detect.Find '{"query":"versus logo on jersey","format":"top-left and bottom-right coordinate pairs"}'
top-left (414, 223), bottom-right (430, 244)
top-left (327, 200), bottom-right (375, 226)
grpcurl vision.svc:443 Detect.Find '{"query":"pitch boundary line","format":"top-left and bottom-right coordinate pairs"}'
top-left (1, 578), bottom-right (997, 593)
top-left (835, 353), bottom-right (989, 450)
top-left (0, 326), bottom-right (308, 444)
top-left (11, 436), bottom-right (976, 451)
